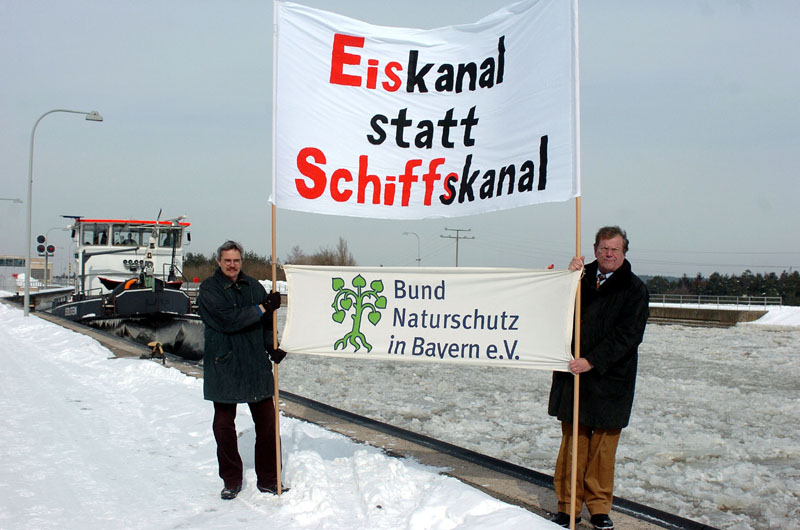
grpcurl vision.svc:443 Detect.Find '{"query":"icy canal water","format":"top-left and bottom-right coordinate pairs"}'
top-left (278, 319), bottom-right (800, 530)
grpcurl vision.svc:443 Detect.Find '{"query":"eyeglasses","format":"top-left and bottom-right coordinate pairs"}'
top-left (597, 246), bottom-right (623, 255)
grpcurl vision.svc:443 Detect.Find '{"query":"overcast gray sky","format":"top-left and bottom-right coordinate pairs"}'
top-left (1, 0), bottom-right (797, 277)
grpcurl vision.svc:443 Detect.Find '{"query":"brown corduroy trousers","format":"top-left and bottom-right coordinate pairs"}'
top-left (553, 421), bottom-right (621, 518)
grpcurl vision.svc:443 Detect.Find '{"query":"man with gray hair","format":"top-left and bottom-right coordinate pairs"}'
top-left (548, 226), bottom-right (649, 530)
top-left (198, 240), bottom-right (286, 500)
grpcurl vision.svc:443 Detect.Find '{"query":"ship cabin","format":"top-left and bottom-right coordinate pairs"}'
top-left (71, 218), bottom-right (191, 295)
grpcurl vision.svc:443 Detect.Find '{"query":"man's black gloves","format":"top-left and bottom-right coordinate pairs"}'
top-left (263, 291), bottom-right (282, 311)
top-left (269, 347), bottom-right (287, 364)
top-left (262, 291), bottom-right (284, 362)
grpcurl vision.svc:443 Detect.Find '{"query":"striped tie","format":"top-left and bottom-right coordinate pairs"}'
top-left (597, 273), bottom-right (606, 288)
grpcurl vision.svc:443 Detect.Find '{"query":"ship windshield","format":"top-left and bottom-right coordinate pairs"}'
top-left (81, 223), bottom-right (109, 246)
top-left (112, 225), bottom-right (149, 247)
top-left (158, 227), bottom-right (182, 248)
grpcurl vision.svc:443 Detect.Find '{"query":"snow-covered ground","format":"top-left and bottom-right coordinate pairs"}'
top-left (0, 299), bottom-right (560, 530)
top-left (2, 291), bottom-right (798, 530)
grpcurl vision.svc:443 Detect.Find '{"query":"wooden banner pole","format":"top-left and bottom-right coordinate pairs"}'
top-left (570, 196), bottom-right (582, 529)
top-left (271, 0), bottom-right (283, 495)
top-left (569, 1), bottom-right (582, 525)
top-left (271, 203), bottom-right (283, 495)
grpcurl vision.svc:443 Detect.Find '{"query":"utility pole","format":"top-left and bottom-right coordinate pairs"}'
top-left (440, 228), bottom-right (474, 267)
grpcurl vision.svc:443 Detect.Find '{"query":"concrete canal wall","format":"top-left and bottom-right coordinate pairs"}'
top-left (648, 305), bottom-right (767, 327)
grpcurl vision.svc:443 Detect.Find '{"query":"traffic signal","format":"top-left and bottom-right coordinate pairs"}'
top-left (36, 236), bottom-right (55, 255)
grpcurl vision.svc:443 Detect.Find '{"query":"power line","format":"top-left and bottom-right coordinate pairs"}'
top-left (440, 228), bottom-right (475, 267)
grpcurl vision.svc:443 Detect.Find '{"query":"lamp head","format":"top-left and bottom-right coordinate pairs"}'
top-left (85, 111), bottom-right (103, 122)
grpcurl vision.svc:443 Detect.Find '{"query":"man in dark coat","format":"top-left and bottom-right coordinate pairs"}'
top-left (198, 240), bottom-right (286, 500)
top-left (548, 226), bottom-right (649, 530)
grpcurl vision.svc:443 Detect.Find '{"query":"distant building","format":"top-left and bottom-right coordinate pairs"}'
top-left (0, 255), bottom-right (51, 293)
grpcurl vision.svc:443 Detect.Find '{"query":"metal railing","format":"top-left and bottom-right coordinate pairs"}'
top-left (649, 294), bottom-right (782, 309)
top-left (182, 282), bottom-right (200, 307)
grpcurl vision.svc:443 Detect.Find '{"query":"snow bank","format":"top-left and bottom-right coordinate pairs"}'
top-left (0, 302), bottom-right (557, 530)
top-left (744, 305), bottom-right (800, 328)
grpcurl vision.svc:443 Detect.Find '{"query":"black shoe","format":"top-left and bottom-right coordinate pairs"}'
top-left (550, 512), bottom-right (580, 528)
top-left (220, 484), bottom-right (242, 500)
top-left (257, 483), bottom-right (290, 495)
top-left (590, 513), bottom-right (614, 530)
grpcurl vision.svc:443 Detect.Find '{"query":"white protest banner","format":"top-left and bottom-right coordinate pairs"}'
top-left (280, 265), bottom-right (579, 371)
top-left (272, 0), bottom-right (578, 219)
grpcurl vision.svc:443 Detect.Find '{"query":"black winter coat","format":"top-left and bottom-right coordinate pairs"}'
top-left (198, 268), bottom-right (276, 403)
top-left (548, 259), bottom-right (649, 429)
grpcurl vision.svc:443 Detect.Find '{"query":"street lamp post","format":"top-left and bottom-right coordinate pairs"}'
top-left (24, 109), bottom-right (103, 316)
top-left (402, 232), bottom-right (421, 266)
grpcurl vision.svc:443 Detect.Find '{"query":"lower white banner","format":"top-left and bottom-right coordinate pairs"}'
top-left (280, 265), bottom-right (578, 371)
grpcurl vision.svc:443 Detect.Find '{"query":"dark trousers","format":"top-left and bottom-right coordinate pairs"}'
top-left (212, 399), bottom-right (277, 488)
top-left (554, 421), bottom-right (621, 517)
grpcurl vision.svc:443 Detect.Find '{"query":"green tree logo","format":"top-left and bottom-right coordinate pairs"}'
top-left (331, 274), bottom-right (387, 352)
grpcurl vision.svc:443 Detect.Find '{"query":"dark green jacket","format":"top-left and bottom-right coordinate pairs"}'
top-left (548, 259), bottom-right (649, 429)
top-left (198, 268), bottom-right (274, 403)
